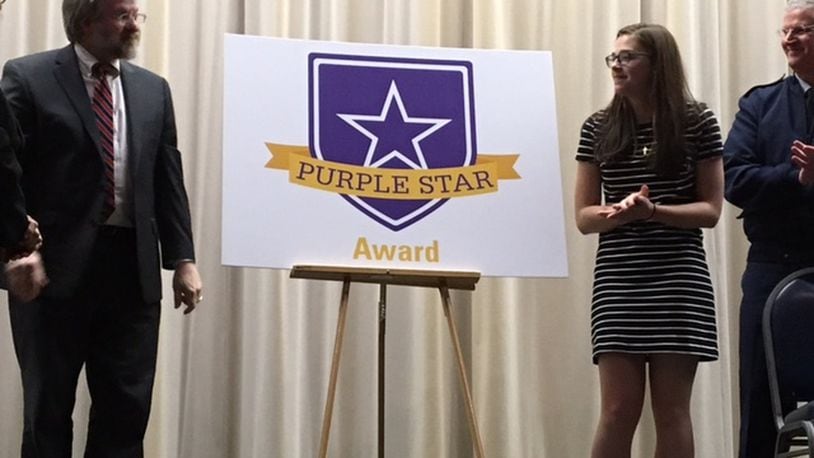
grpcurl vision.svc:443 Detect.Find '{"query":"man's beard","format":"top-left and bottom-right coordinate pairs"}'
top-left (116, 32), bottom-right (140, 60)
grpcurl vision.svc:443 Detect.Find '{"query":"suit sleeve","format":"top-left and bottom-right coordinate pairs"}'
top-left (0, 85), bottom-right (28, 248)
top-left (723, 92), bottom-right (806, 212)
top-left (154, 78), bottom-right (195, 269)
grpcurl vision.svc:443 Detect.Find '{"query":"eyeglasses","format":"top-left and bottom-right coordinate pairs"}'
top-left (116, 12), bottom-right (147, 25)
top-left (778, 24), bottom-right (814, 39)
top-left (604, 51), bottom-right (649, 68)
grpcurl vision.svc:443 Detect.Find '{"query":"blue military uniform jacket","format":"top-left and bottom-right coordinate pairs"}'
top-left (724, 75), bottom-right (814, 262)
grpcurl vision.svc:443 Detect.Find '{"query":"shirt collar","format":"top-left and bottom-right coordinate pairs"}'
top-left (74, 44), bottom-right (121, 78)
top-left (796, 74), bottom-right (812, 93)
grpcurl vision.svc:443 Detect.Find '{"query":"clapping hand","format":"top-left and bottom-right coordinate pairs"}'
top-left (791, 140), bottom-right (814, 186)
top-left (598, 184), bottom-right (655, 223)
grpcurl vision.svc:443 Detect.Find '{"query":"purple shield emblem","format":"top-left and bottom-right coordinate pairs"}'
top-left (309, 53), bottom-right (476, 231)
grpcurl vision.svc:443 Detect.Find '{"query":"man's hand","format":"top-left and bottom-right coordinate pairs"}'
top-left (5, 252), bottom-right (48, 302)
top-left (791, 140), bottom-right (814, 186)
top-left (173, 261), bottom-right (202, 314)
top-left (5, 216), bottom-right (43, 261)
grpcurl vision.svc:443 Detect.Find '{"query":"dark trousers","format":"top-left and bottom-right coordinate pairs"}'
top-left (8, 227), bottom-right (160, 458)
top-left (738, 261), bottom-right (803, 458)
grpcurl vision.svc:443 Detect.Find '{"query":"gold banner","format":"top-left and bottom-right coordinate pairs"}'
top-left (265, 143), bottom-right (520, 200)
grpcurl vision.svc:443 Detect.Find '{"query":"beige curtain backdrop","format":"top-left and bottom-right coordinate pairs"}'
top-left (0, 0), bottom-right (792, 456)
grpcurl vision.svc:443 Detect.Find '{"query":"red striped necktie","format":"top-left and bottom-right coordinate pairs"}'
top-left (92, 62), bottom-right (117, 220)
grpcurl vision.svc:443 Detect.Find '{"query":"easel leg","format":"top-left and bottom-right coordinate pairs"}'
top-left (439, 285), bottom-right (486, 458)
top-left (378, 284), bottom-right (387, 458)
top-left (319, 280), bottom-right (352, 458)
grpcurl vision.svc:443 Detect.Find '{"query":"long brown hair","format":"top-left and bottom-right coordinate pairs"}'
top-left (594, 23), bottom-right (700, 177)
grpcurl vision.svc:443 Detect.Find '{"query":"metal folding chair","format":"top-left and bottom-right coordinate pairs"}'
top-left (764, 266), bottom-right (814, 458)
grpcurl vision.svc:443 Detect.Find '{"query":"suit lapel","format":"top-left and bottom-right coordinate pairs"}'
top-left (53, 45), bottom-right (104, 158)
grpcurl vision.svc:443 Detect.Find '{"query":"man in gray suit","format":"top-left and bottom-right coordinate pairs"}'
top-left (1, 0), bottom-right (203, 455)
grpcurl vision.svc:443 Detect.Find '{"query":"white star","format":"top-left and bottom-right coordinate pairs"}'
top-left (337, 80), bottom-right (451, 169)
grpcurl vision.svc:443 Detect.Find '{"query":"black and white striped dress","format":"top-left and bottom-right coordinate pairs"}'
top-left (576, 106), bottom-right (720, 363)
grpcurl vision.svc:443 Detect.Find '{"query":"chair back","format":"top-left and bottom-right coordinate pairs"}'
top-left (764, 267), bottom-right (814, 430)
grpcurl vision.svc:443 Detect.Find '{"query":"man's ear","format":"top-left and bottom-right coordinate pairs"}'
top-left (80, 8), bottom-right (101, 37)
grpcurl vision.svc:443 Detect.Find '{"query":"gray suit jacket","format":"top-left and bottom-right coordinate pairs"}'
top-left (1, 45), bottom-right (195, 302)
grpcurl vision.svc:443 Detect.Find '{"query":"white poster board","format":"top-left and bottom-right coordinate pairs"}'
top-left (222, 34), bottom-right (568, 278)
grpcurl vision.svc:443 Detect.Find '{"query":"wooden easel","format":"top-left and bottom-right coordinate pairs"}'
top-left (290, 265), bottom-right (486, 458)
